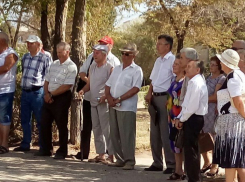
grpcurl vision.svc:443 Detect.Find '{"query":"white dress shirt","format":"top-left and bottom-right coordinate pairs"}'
top-left (150, 51), bottom-right (175, 92)
top-left (106, 62), bottom-right (143, 113)
top-left (180, 74), bottom-right (208, 122)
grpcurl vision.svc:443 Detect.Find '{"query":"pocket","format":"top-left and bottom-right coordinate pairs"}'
top-left (122, 75), bottom-right (132, 87)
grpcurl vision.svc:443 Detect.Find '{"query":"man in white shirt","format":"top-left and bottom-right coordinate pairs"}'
top-left (75, 36), bottom-right (120, 160)
top-left (175, 60), bottom-right (208, 182)
top-left (105, 43), bottom-right (143, 170)
top-left (144, 35), bottom-right (175, 173)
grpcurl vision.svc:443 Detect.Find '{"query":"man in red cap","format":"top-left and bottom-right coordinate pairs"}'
top-left (75, 36), bottom-right (120, 160)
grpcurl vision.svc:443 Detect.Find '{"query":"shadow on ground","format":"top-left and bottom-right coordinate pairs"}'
top-left (0, 150), bottom-right (225, 182)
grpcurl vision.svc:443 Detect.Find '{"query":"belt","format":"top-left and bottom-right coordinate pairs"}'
top-left (153, 92), bottom-right (167, 96)
top-left (22, 86), bottom-right (42, 92)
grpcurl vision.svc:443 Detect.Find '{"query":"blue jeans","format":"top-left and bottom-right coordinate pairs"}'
top-left (0, 92), bottom-right (14, 126)
top-left (20, 88), bottom-right (44, 149)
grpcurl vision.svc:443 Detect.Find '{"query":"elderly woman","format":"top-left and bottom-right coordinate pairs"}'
top-left (213, 49), bottom-right (245, 182)
top-left (201, 56), bottom-right (226, 176)
top-left (167, 54), bottom-right (186, 180)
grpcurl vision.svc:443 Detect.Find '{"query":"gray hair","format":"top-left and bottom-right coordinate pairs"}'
top-left (56, 42), bottom-right (70, 51)
top-left (180, 47), bottom-right (199, 61)
top-left (0, 32), bottom-right (9, 45)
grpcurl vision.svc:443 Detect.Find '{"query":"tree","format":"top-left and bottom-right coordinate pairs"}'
top-left (70, 0), bottom-right (86, 145)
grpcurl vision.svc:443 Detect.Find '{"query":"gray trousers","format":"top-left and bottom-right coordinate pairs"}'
top-left (148, 95), bottom-right (175, 168)
top-left (109, 108), bottom-right (136, 166)
top-left (91, 103), bottom-right (113, 155)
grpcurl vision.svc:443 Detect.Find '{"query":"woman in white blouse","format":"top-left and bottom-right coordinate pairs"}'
top-left (214, 49), bottom-right (245, 182)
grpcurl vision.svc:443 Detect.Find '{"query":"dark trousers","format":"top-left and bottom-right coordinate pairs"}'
top-left (41, 91), bottom-right (72, 157)
top-left (80, 99), bottom-right (92, 159)
top-left (183, 114), bottom-right (204, 182)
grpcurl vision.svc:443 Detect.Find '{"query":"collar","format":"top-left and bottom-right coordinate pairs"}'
top-left (190, 74), bottom-right (203, 82)
top-left (29, 51), bottom-right (41, 58)
top-left (160, 51), bottom-right (173, 61)
top-left (58, 57), bottom-right (71, 65)
top-left (120, 61), bottom-right (136, 69)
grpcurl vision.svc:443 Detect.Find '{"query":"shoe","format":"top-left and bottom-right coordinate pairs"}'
top-left (101, 157), bottom-right (114, 165)
top-left (163, 168), bottom-right (175, 174)
top-left (200, 164), bottom-right (212, 173)
top-left (167, 173), bottom-right (186, 180)
top-left (34, 150), bottom-right (52, 156)
top-left (144, 165), bottom-right (163, 171)
top-left (108, 160), bottom-right (124, 167)
top-left (13, 146), bottom-right (30, 152)
top-left (206, 168), bottom-right (219, 177)
top-left (123, 164), bottom-right (134, 170)
top-left (74, 152), bottom-right (81, 159)
top-left (0, 146), bottom-right (9, 154)
top-left (88, 156), bottom-right (105, 163)
top-left (54, 153), bottom-right (66, 160)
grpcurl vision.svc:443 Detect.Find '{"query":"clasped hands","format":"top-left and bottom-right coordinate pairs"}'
top-left (107, 96), bottom-right (120, 107)
top-left (172, 118), bottom-right (183, 130)
top-left (44, 92), bottom-right (54, 104)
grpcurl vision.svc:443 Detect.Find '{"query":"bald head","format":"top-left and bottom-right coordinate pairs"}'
top-left (0, 32), bottom-right (9, 46)
top-left (232, 40), bottom-right (245, 51)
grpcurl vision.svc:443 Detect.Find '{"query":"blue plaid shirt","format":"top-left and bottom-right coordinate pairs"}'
top-left (21, 51), bottom-right (52, 89)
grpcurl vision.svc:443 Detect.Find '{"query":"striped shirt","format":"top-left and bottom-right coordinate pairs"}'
top-left (21, 51), bottom-right (52, 89)
top-left (45, 58), bottom-right (77, 92)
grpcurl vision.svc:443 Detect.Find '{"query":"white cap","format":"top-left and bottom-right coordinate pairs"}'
top-left (92, 44), bottom-right (109, 54)
top-left (26, 35), bottom-right (42, 43)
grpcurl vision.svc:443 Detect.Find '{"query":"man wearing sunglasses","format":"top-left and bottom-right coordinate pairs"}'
top-left (144, 34), bottom-right (176, 174)
top-left (232, 40), bottom-right (245, 51)
top-left (105, 43), bottom-right (143, 170)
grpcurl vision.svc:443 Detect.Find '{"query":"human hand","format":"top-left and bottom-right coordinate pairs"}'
top-left (79, 89), bottom-right (84, 96)
top-left (44, 93), bottom-right (53, 104)
top-left (99, 95), bottom-right (106, 104)
top-left (144, 93), bottom-right (152, 104)
top-left (175, 119), bottom-right (183, 130)
top-left (107, 96), bottom-right (116, 107)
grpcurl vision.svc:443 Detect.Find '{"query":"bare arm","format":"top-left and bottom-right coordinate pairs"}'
top-left (208, 83), bottom-right (222, 103)
top-left (43, 81), bottom-right (52, 103)
top-left (105, 85), bottom-right (116, 107)
top-left (79, 72), bottom-right (88, 83)
top-left (79, 75), bottom-right (90, 95)
top-left (114, 87), bottom-right (140, 104)
top-left (50, 84), bottom-right (73, 96)
top-left (232, 96), bottom-right (245, 118)
top-left (144, 83), bottom-right (153, 103)
top-left (0, 54), bottom-right (18, 74)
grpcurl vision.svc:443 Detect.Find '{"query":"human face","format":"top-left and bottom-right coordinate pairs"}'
top-left (186, 61), bottom-right (200, 79)
top-left (209, 60), bottom-right (219, 74)
top-left (93, 49), bottom-right (106, 63)
top-left (121, 51), bottom-right (135, 62)
top-left (179, 52), bottom-right (190, 69)
top-left (173, 59), bottom-right (182, 75)
top-left (156, 38), bottom-right (169, 55)
top-left (27, 41), bottom-right (39, 53)
top-left (232, 41), bottom-right (245, 52)
top-left (57, 47), bottom-right (69, 62)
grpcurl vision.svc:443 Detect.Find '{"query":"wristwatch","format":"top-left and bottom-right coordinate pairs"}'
top-left (118, 96), bottom-right (122, 102)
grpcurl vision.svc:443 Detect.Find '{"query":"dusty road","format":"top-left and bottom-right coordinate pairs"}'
top-left (0, 148), bottom-right (225, 182)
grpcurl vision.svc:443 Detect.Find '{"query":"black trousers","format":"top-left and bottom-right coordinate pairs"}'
top-left (183, 114), bottom-right (204, 182)
top-left (80, 99), bottom-right (92, 159)
top-left (41, 91), bottom-right (72, 157)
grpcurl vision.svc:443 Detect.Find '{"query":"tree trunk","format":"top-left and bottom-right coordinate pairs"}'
top-left (53, 0), bottom-right (69, 60)
top-left (176, 37), bottom-right (184, 53)
top-left (70, 0), bottom-right (86, 145)
top-left (40, 2), bottom-right (51, 52)
top-left (12, 8), bottom-right (23, 49)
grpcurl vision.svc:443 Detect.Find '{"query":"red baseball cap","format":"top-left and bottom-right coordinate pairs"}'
top-left (98, 36), bottom-right (114, 45)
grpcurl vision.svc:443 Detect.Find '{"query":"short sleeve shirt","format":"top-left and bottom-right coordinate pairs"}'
top-left (45, 58), bottom-right (77, 92)
top-left (106, 62), bottom-right (143, 113)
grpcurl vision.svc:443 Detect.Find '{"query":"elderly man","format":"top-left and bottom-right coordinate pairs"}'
top-left (0, 32), bottom-right (18, 154)
top-left (14, 35), bottom-right (52, 152)
top-left (105, 43), bottom-right (143, 170)
top-left (144, 34), bottom-right (175, 173)
top-left (75, 36), bottom-right (120, 160)
top-left (35, 42), bottom-right (77, 159)
top-left (175, 60), bottom-right (208, 182)
top-left (79, 44), bottom-right (114, 163)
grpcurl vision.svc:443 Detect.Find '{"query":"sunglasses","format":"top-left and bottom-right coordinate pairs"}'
top-left (231, 47), bottom-right (244, 51)
top-left (121, 52), bottom-right (133, 56)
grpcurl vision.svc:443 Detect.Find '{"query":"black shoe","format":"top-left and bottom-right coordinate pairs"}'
top-left (13, 146), bottom-right (30, 152)
top-left (144, 165), bottom-right (163, 171)
top-left (54, 153), bottom-right (66, 160)
top-left (34, 150), bottom-right (52, 156)
top-left (74, 152), bottom-right (81, 159)
top-left (163, 168), bottom-right (174, 174)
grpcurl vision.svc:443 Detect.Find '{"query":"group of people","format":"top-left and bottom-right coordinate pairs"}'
top-left (1, 30), bottom-right (245, 182)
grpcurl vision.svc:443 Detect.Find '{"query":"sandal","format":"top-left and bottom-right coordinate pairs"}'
top-left (0, 146), bottom-right (9, 154)
top-left (206, 168), bottom-right (219, 177)
top-left (200, 164), bottom-right (212, 173)
top-left (101, 158), bottom-right (114, 165)
top-left (88, 156), bottom-right (105, 163)
top-left (168, 173), bottom-right (186, 180)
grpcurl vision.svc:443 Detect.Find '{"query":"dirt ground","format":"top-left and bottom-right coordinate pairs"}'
top-left (0, 109), bottom-right (225, 182)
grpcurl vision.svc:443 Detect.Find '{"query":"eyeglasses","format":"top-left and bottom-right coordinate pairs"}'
top-left (231, 47), bottom-right (244, 51)
top-left (121, 52), bottom-right (133, 56)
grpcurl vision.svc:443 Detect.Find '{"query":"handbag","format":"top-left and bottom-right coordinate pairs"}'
top-left (76, 57), bottom-right (94, 92)
top-left (198, 130), bottom-right (214, 153)
top-left (175, 129), bottom-right (184, 148)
